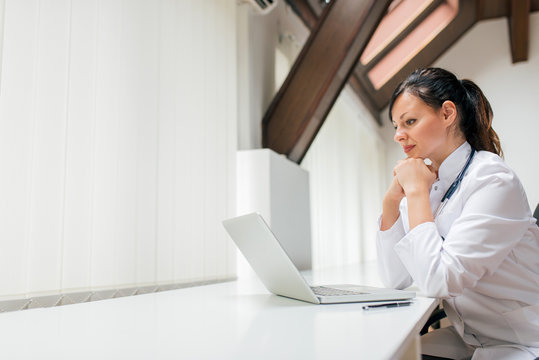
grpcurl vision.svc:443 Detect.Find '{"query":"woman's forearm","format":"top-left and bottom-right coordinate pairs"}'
top-left (381, 196), bottom-right (401, 231)
top-left (405, 189), bottom-right (433, 229)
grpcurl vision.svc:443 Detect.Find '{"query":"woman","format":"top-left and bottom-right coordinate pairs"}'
top-left (376, 68), bottom-right (539, 360)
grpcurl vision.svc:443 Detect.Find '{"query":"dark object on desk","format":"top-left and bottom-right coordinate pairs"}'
top-left (422, 355), bottom-right (453, 360)
top-left (420, 307), bottom-right (447, 335)
top-left (533, 203), bottom-right (539, 223)
top-left (362, 301), bottom-right (412, 310)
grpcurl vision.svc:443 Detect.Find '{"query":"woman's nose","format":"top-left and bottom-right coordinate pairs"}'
top-left (394, 127), bottom-right (407, 142)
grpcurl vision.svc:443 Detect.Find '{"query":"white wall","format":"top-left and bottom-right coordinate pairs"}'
top-left (0, 0), bottom-right (237, 300)
top-left (381, 13), bottom-right (539, 210)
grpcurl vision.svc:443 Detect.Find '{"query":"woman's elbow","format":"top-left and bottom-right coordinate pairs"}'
top-left (418, 277), bottom-right (459, 299)
top-left (380, 273), bottom-right (413, 290)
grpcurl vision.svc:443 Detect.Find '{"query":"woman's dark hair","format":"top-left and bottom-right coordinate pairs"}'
top-left (388, 67), bottom-right (503, 157)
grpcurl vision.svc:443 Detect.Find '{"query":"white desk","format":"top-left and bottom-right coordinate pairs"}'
top-left (0, 263), bottom-right (437, 359)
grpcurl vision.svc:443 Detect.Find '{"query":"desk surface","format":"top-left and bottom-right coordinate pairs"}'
top-left (0, 263), bottom-right (437, 360)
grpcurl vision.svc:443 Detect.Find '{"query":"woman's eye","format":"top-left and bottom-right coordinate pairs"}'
top-left (406, 119), bottom-right (416, 126)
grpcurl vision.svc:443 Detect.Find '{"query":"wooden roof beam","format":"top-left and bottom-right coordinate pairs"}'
top-left (284, 0), bottom-right (383, 124)
top-left (263, 0), bottom-right (392, 163)
top-left (509, 0), bottom-right (530, 63)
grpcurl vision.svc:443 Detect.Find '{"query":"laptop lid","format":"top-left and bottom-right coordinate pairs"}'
top-left (223, 212), bottom-right (320, 303)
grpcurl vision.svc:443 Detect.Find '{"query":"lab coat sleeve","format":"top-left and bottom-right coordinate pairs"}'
top-left (393, 162), bottom-right (532, 298)
top-left (376, 215), bottom-right (414, 289)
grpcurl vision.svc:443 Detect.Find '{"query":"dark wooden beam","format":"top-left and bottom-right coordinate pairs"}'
top-left (476, 0), bottom-right (538, 19)
top-left (508, 0), bottom-right (530, 63)
top-left (284, 0), bottom-right (382, 124)
top-left (476, 0), bottom-right (509, 20)
top-left (263, 0), bottom-right (392, 163)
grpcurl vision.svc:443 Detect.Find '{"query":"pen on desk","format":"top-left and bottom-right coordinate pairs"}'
top-left (362, 301), bottom-right (412, 310)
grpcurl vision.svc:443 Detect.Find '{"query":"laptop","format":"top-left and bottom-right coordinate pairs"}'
top-left (222, 212), bottom-right (415, 304)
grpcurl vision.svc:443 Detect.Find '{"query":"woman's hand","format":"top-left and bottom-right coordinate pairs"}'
top-left (393, 158), bottom-right (437, 197)
top-left (393, 158), bottom-right (437, 229)
top-left (385, 175), bottom-right (405, 203)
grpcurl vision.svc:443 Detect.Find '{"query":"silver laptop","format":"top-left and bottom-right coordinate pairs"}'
top-left (222, 212), bottom-right (415, 304)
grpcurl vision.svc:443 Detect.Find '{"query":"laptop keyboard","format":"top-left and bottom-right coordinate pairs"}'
top-left (311, 286), bottom-right (366, 296)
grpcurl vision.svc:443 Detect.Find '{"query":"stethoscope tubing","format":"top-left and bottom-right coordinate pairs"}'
top-left (434, 147), bottom-right (476, 219)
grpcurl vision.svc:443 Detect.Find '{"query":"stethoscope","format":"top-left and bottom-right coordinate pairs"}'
top-left (434, 147), bottom-right (476, 219)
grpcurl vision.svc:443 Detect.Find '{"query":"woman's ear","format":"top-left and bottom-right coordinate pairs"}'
top-left (441, 100), bottom-right (458, 127)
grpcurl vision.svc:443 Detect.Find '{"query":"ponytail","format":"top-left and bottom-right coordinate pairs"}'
top-left (389, 68), bottom-right (503, 157)
top-left (459, 79), bottom-right (503, 157)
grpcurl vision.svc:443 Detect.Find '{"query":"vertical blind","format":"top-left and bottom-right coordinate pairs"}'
top-left (302, 90), bottom-right (386, 269)
top-left (0, 0), bottom-right (236, 300)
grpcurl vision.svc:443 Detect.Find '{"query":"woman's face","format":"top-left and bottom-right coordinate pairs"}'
top-left (391, 91), bottom-right (454, 165)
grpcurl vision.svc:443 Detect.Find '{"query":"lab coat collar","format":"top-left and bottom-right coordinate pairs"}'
top-left (437, 141), bottom-right (473, 189)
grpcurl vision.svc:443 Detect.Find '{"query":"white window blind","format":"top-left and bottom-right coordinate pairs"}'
top-left (0, 0), bottom-right (236, 302)
top-left (301, 90), bottom-right (386, 269)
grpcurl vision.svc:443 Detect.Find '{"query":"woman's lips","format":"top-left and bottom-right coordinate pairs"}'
top-left (403, 145), bottom-right (415, 153)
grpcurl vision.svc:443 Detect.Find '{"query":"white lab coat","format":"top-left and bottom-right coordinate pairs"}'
top-left (376, 142), bottom-right (539, 358)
